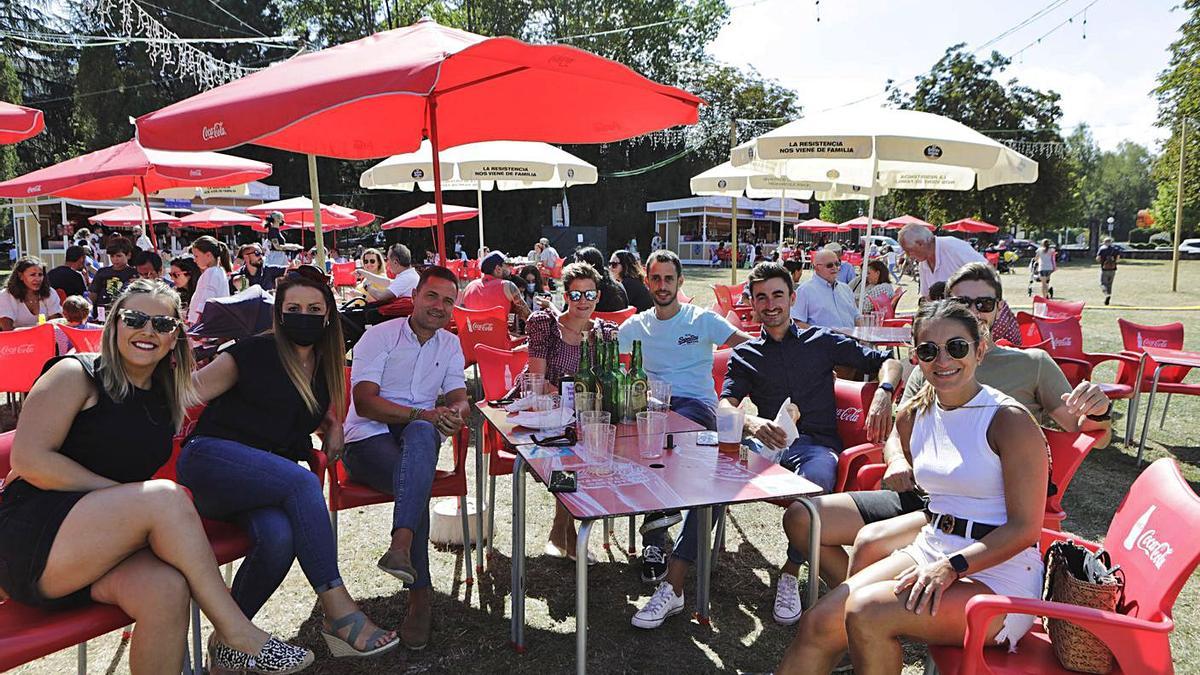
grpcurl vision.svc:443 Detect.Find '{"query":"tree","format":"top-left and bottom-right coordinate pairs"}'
top-left (1153, 1), bottom-right (1200, 234)
top-left (884, 45), bottom-right (1078, 237)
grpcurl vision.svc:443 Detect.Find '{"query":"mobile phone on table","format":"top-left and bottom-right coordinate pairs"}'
top-left (696, 431), bottom-right (718, 446)
top-left (548, 470), bottom-right (577, 493)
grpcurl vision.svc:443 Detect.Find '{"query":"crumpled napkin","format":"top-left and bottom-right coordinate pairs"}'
top-left (773, 397), bottom-right (800, 448)
top-left (505, 394), bottom-right (537, 413)
top-left (512, 408), bottom-right (574, 429)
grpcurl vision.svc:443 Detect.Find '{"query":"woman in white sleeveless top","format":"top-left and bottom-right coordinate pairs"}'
top-left (779, 300), bottom-right (1048, 674)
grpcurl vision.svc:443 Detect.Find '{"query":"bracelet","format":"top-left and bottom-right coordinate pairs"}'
top-left (408, 407), bottom-right (422, 423)
top-left (1086, 401), bottom-right (1114, 422)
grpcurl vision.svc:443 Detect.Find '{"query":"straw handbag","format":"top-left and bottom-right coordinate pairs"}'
top-left (1042, 540), bottom-right (1126, 674)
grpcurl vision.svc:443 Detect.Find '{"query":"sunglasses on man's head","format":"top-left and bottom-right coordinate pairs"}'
top-left (914, 337), bottom-right (973, 362)
top-left (949, 295), bottom-right (997, 313)
top-left (287, 264), bottom-right (329, 284)
top-left (118, 309), bottom-right (181, 334)
top-left (567, 289), bottom-right (599, 302)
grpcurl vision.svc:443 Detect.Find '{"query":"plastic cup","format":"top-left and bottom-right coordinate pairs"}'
top-left (578, 410), bottom-right (610, 431)
top-left (648, 379), bottom-right (671, 413)
top-left (583, 422), bottom-right (615, 475)
top-left (521, 373), bottom-right (546, 399)
top-left (575, 392), bottom-right (599, 434)
top-left (636, 411), bottom-right (668, 460)
top-left (715, 406), bottom-right (745, 454)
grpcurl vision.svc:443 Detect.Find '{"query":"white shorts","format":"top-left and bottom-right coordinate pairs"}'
top-left (899, 524), bottom-right (1044, 650)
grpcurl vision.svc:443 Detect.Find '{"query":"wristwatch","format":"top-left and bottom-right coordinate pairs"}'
top-left (1086, 401), bottom-right (1114, 422)
top-left (879, 382), bottom-right (895, 394)
top-left (948, 553), bottom-right (969, 578)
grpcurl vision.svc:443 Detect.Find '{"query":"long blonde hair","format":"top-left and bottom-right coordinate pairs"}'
top-left (272, 272), bottom-right (346, 418)
top-left (100, 279), bottom-right (199, 430)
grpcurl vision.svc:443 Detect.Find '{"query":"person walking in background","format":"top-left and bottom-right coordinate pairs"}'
top-left (1035, 238), bottom-right (1057, 298)
top-left (187, 236), bottom-right (232, 324)
top-left (1096, 236), bottom-right (1120, 305)
top-left (132, 226), bottom-right (154, 253)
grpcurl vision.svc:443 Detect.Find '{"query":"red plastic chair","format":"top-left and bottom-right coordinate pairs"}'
top-left (59, 325), bottom-right (103, 353)
top-left (464, 258), bottom-right (481, 280)
top-left (0, 324), bottom-right (56, 402)
top-left (676, 288), bottom-right (693, 305)
top-left (927, 458), bottom-right (1200, 675)
top-left (711, 284), bottom-right (754, 324)
top-left (1015, 311), bottom-right (1043, 346)
top-left (474, 345), bottom-right (530, 561)
top-left (330, 261), bottom-right (357, 296)
top-left (0, 431), bottom-right (134, 674)
top-left (1116, 319), bottom-right (1200, 432)
top-left (832, 378), bottom-right (882, 493)
top-left (711, 348), bottom-right (732, 396)
top-left (985, 252), bottom-right (1000, 268)
top-left (1030, 315), bottom-right (1137, 403)
top-left (593, 306), bottom-right (637, 326)
top-left (724, 310), bottom-right (762, 336)
top-left (54, 288), bottom-right (67, 304)
top-left (451, 305), bottom-right (522, 369)
top-left (1041, 428), bottom-right (1099, 531)
top-left (1033, 294), bottom-right (1085, 319)
top-left (542, 257), bottom-right (565, 280)
top-left (888, 287), bottom-right (906, 318)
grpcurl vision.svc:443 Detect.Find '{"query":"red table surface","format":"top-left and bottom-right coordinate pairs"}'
top-left (516, 432), bottom-right (821, 520)
top-left (1141, 346), bottom-right (1200, 370)
top-left (832, 325), bottom-right (912, 345)
top-left (477, 403), bottom-right (704, 447)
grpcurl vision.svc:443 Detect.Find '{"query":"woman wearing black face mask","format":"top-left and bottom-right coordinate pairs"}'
top-left (177, 265), bottom-right (400, 664)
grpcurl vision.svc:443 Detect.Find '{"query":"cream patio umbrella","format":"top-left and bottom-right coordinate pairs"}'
top-left (360, 140), bottom-right (596, 251)
top-left (731, 107), bottom-right (1037, 308)
top-left (689, 161), bottom-right (821, 282)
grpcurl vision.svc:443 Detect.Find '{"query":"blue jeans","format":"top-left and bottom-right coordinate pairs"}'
top-left (745, 433), bottom-right (839, 566)
top-left (642, 396), bottom-right (716, 551)
top-left (342, 420), bottom-right (440, 590)
top-left (177, 436), bottom-right (342, 620)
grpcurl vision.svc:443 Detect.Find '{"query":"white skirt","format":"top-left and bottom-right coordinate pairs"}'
top-left (899, 524), bottom-right (1044, 650)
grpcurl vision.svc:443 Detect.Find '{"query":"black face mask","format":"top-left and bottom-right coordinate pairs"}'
top-left (279, 312), bottom-right (326, 346)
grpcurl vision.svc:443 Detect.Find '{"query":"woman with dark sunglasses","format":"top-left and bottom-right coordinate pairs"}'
top-left (178, 269), bottom-right (398, 664)
top-left (525, 262), bottom-right (618, 563)
top-left (573, 246), bottom-right (629, 313)
top-left (779, 300), bottom-right (1048, 674)
top-left (0, 280), bottom-right (314, 673)
top-left (608, 249), bottom-right (653, 312)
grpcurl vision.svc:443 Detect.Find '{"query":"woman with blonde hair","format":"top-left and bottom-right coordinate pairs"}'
top-left (188, 235), bottom-right (232, 324)
top-left (180, 265), bottom-right (398, 661)
top-left (0, 280), bottom-right (313, 673)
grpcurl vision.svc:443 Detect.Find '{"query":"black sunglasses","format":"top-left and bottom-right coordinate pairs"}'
top-left (287, 264), bottom-right (329, 284)
top-left (950, 295), bottom-right (997, 313)
top-left (608, 261), bottom-right (621, 268)
top-left (567, 289), bottom-right (599, 302)
top-left (118, 309), bottom-right (181, 334)
top-left (914, 337), bottom-right (973, 362)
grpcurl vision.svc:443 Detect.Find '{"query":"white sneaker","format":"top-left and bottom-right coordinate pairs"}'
top-left (631, 582), bottom-right (685, 629)
top-left (773, 573), bottom-right (803, 625)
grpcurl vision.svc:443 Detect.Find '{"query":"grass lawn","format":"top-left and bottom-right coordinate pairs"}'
top-left (12, 257), bottom-right (1200, 674)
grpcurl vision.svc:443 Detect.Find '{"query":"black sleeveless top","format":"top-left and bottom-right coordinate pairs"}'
top-left (3, 354), bottom-right (175, 496)
top-left (189, 335), bottom-right (329, 461)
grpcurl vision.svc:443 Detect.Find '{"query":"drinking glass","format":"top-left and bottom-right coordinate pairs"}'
top-left (578, 410), bottom-right (611, 430)
top-left (583, 422), bottom-right (616, 476)
top-left (715, 406), bottom-right (745, 455)
top-left (648, 379), bottom-right (672, 413)
top-left (521, 373), bottom-right (545, 400)
top-left (636, 411), bottom-right (668, 460)
top-left (574, 392), bottom-right (599, 434)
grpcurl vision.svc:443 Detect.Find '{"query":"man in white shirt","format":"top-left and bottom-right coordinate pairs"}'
top-left (897, 222), bottom-right (986, 299)
top-left (791, 249), bottom-right (859, 328)
top-left (341, 266), bottom-right (468, 650)
top-left (537, 237), bottom-right (560, 268)
top-left (359, 244), bottom-right (420, 303)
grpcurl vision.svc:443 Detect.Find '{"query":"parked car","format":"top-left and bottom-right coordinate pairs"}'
top-left (1178, 238), bottom-right (1200, 254)
top-left (859, 234), bottom-right (900, 252)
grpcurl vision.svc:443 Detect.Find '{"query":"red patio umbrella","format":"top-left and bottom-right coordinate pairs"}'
top-left (133, 17), bottom-right (702, 265)
top-left (884, 214), bottom-right (935, 230)
top-left (89, 204), bottom-right (180, 227)
top-left (942, 217), bottom-right (999, 233)
top-left (246, 197), bottom-right (358, 226)
top-left (328, 205), bottom-right (378, 228)
top-left (0, 139), bottom-right (271, 248)
top-left (841, 216), bottom-right (887, 229)
top-left (0, 101), bottom-right (44, 145)
top-left (795, 218), bottom-right (851, 233)
top-left (383, 203), bottom-right (477, 230)
top-left (176, 208), bottom-right (262, 229)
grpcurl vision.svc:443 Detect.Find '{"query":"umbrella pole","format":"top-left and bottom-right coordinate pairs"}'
top-left (779, 189), bottom-right (786, 252)
top-left (731, 196), bottom-right (738, 284)
top-left (307, 154), bottom-right (327, 270)
top-left (477, 180), bottom-right (484, 254)
top-left (858, 156), bottom-right (880, 313)
top-left (429, 98), bottom-right (446, 261)
top-left (138, 176), bottom-right (159, 250)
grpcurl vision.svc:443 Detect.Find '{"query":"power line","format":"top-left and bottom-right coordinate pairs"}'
top-left (1010, 0), bottom-right (1101, 59)
top-left (973, 0), bottom-right (1074, 54)
top-left (553, 0), bottom-right (773, 42)
top-left (203, 0), bottom-right (268, 38)
top-left (1, 28), bottom-right (296, 47)
top-left (132, 0), bottom-right (259, 37)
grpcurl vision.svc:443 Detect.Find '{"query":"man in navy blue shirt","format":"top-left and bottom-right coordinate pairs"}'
top-left (724, 262), bottom-right (901, 627)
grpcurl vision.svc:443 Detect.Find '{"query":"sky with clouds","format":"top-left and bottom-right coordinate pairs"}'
top-left (708, 0), bottom-right (1181, 152)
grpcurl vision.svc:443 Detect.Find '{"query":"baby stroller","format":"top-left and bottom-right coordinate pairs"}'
top-left (1026, 257), bottom-right (1038, 296)
top-left (188, 286), bottom-right (275, 362)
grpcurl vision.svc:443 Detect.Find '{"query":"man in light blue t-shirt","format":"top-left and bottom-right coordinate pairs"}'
top-left (618, 250), bottom-right (749, 590)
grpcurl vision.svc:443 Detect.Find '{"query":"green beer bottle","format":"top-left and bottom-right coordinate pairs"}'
top-left (576, 331), bottom-right (597, 395)
top-left (599, 338), bottom-right (619, 417)
top-left (614, 340), bottom-right (631, 422)
top-left (628, 340), bottom-right (648, 417)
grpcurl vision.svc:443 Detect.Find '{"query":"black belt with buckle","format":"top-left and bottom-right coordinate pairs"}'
top-left (923, 507), bottom-right (1000, 540)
